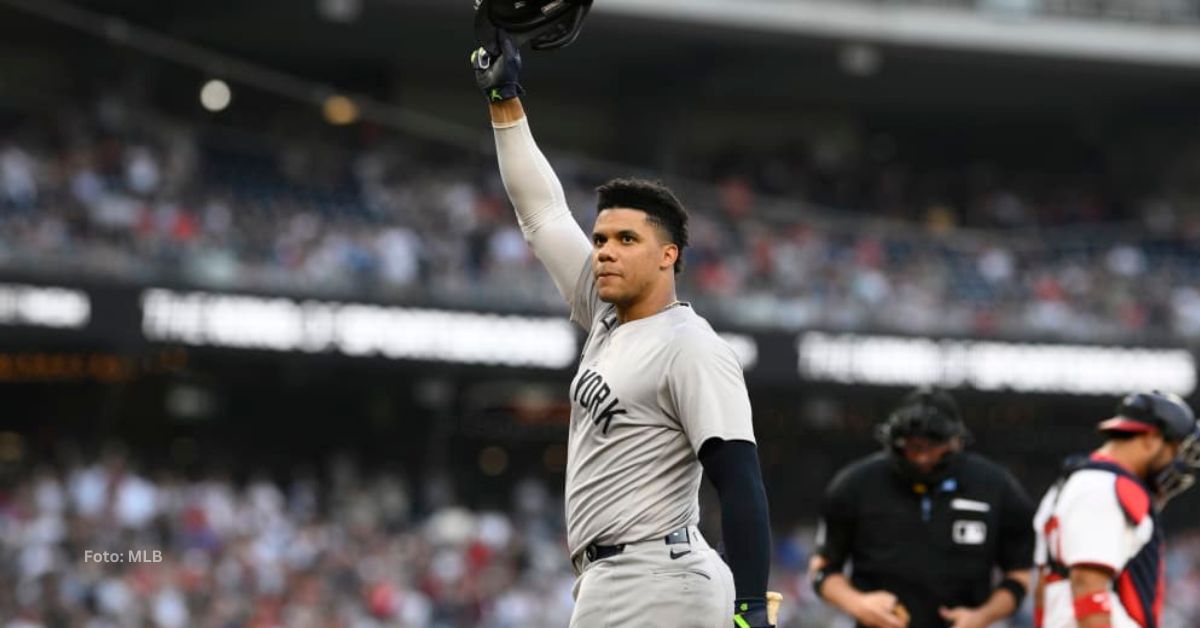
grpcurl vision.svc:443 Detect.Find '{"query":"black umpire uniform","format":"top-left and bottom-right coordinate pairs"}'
top-left (813, 388), bottom-right (1035, 628)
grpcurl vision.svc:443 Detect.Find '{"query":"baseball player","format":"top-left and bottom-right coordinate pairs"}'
top-left (1033, 392), bottom-right (1200, 628)
top-left (810, 387), bottom-right (1035, 628)
top-left (470, 32), bottom-right (775, 628)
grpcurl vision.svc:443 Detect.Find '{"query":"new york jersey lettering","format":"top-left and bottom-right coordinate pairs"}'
top-left (572, 368), bottom-right (628, 434)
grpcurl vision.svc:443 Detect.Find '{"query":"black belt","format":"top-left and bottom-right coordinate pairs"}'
top-left (583, 526), bottom-right (692, 562)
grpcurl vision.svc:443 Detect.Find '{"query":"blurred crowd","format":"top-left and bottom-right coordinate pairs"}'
top-left (1, 447), bottom-right (577, 628)
top-left (2, 99), bottom-right (1200, 343)
top-left (5, 447), bottom-right (1200, 627)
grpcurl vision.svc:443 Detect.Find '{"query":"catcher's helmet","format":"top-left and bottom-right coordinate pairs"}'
top-left (475, 0), bottom-right (593, 53)
top-left (1101, 392), bottom-right (1200, 505)
top-left (1099, 391), bottom-right (1197, 442)
top-left (876, 386), bottom-right (968, 451)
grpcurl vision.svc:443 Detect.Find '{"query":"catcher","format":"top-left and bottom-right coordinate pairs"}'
top-left (1033, 391), bottom-right (1200, 628)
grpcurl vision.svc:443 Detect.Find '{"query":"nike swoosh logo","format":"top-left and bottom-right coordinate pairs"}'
top-left (669, 549), bottom-right (691, 560)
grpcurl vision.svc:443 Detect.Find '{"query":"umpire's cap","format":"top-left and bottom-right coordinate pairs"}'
top-left (475, 0), bottom-right (594, 53)
top-left (877, 386), bottom-right (968, 447)
top-left (1100, 391), bottom-right (1198, 442)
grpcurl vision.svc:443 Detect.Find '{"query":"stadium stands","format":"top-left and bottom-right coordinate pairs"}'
top-left (3, 446), bottom-right (1200, 626)
top-left (2, 98), bottom-right (1198, 343)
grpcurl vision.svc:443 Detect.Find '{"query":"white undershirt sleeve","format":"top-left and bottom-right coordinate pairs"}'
top-left (493, 116), bottom-right (592, 313)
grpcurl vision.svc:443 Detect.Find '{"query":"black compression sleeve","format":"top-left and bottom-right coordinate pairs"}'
top-left (699, 438), bottom-right (771, 600)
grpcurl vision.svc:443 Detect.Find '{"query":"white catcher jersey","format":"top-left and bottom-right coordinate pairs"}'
top-left (563, 259), bottom-right (756, 557)
top-left (1033, 462), bottom-right (1159, 628)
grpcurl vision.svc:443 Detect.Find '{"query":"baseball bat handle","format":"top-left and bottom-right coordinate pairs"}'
top-left (766, 591), bottom-right (782, 625)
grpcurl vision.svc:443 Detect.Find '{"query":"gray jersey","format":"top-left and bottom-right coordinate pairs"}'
top-left (564, 260), bottom-right (756, 557)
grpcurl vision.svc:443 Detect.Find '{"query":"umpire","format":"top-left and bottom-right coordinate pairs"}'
top-left (809, 387), bottom-right (1035, 628)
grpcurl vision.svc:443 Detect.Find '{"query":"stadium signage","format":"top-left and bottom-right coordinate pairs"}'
top-left (0, 283), bottom-right (90, 329)
top-left (140, 289), bottom-right (578, 369)
top-left (0, 278), bottom-right (1190, 393)
top-left (797, 332), bottom-right (1197, 395)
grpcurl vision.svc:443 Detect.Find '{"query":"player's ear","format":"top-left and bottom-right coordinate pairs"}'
top-left (1140, 431), bottom-right (1163, 454)
top-left (660, 243), bottom-right (678, 271)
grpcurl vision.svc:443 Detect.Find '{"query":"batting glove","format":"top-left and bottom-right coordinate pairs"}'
top-left (470, 30), bottom-right (524, 103)
top-left (733, 598), bottom-right (775, 628)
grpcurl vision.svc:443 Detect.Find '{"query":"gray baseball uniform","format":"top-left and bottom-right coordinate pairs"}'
top-left (565, 260), bottom-right (756, 554)
top-left (493, 115), bottom-right (756, 627)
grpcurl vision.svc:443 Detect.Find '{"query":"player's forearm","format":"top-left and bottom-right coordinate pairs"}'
top-left (718, 477), bottom-right (771, 599)
top-left (492, 108), bottom-right (569, 230)
top-left (1033, 570), bottom-right (1047, 627)
top-left (490, 104), bottom-right (590, 303)
top-left (700, 439), bottom-right (771, 599)
top-left (1070, 566), bottom-right (1115, 628)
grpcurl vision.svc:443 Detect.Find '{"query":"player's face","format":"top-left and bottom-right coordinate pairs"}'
top-left (591, 208), bottom-right (677, 305)
top-left (1147, 434), bottom-right (1180, 475)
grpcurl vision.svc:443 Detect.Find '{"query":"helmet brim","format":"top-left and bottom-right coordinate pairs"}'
top-left (1098, 416), bottom-right (1157, 434)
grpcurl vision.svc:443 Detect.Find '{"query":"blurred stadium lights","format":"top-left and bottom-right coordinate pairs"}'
top-left (0, 284), bottom-right (90, 329)
top-left (797, 332), bottom-right (1197, 396)
top-left (317, 0), bottom-right (362, 23)
top-left (837, 42), bottom-right (881, 77)
top-left (164, 383), bottom-right (217, 422)
top-left (322, 94), bottom-right (360, 126)
top-left (599, 0), bottom-right (1200, 68)
top-left (140, 289), bottom-right (578, 369)
top-left (479, 446), bottom-right (510, 476)
top-left (199, 79), bottom-right (232, 112)
top-left (0, 0), bottom-right (479, 147)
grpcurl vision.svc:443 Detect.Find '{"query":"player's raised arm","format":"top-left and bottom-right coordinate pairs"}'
top-left (471, 34), bottom-right (592, 321)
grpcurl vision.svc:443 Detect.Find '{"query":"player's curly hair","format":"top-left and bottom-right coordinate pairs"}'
top-left (595, 177), bottom-right (689, 274)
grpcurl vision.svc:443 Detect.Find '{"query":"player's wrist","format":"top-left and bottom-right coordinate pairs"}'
top-left (485, 83), bottom-right (524, 103)
top-left (1073, 590), bottom-right (1113, 626)
top-left (733, 597), bottom-right (773, 628)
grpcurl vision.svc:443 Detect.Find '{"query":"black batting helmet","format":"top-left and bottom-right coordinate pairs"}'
top-left (475, 0), bottom-right (594, 54)
top-left (876, 386), bottom-right (968, 451)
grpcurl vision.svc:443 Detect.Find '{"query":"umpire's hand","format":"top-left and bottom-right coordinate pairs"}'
top-left (938, 605), bottom-right (990, 628)
top-left (471, 29), bottom-right (524, 102)
top-left (852, 591), bottom-right (909, 628)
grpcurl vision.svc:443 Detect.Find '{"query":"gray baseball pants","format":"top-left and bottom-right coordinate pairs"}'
top-left (569, 526), bottom-right (735, 628)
